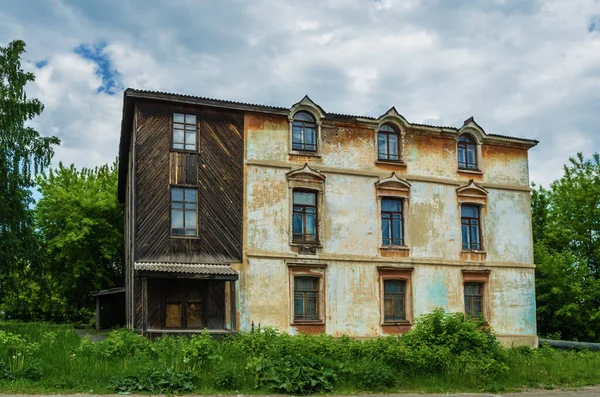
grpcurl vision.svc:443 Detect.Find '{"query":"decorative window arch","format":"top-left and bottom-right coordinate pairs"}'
top-left (456, 117), bottom-right (485, 172)
top-left (289, 96), bottom-right (324, 156)
top-left (375, 107), bottom-right (408, 164)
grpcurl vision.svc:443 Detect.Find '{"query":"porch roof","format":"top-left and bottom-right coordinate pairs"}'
top-left (134, 262), bottom-right (238, 276)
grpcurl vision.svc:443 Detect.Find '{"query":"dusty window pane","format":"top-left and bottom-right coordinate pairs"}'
top-left (172, 188), bottom-right (183, 201)
top-left (293, 191), bottom-right (316, 206)
top-left (171, 209), bottom-right (184, 229)
top-left (184, 189), bottom-right (196, 203)
top-left (173, 113), bottom-right (185, 123)
top-left (186, 114), bottom-right (196, 124)
top-left (294, 111), bottom-right (314, 122)
top-left (186, 131), bottom-right (196, 146)
top-left (187, 303), bottom-right (203, 327)
top-left (173, 128), bottom-right (184, 144)
top-left (166, 303), bottom-right (182, 327)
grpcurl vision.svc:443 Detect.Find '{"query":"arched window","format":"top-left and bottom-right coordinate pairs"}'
top-left (377, 124), bottom-right (401, 161)
top-left (457, 134), bottom-right (478, 170)
top-left (292, 111), bottom-right (317, 152)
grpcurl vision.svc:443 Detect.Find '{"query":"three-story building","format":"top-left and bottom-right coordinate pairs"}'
top-left (118, 89), bottom-right (538, 346)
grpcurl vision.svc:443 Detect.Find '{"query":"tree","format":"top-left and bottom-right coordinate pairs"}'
top-left (0, 40), bottom-right (60, 300)
top-left (33, 162), bottom-right (124, 319)
top-left (533, 153), bottom-right (600, 341)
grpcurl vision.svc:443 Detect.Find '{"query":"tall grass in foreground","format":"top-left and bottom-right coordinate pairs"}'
top-left (1, 310), bottom-right (600, 394)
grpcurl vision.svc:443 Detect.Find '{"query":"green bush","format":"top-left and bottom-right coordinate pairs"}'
top-left (111, 368), bottom-right (196, 394)
top-left (3, 312), bottom-right (600, 394)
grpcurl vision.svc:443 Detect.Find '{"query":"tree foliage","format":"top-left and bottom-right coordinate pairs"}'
top-left (35, 162), bottom-right (124, 319)
top-left (533, 152), bottom-right (600, 341)
top-left (0, 40), bottom-right (59, 300)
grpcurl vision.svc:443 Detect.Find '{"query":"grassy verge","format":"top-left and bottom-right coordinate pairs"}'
top-left (1, 311), bottom-right (600, 394)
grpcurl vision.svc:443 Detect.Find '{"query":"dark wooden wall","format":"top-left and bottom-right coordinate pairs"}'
top-left (134, 100), bottom-right (244, 263)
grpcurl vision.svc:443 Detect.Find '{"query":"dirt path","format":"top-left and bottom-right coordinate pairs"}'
top-left (3, 386), bottom-right (600, 397)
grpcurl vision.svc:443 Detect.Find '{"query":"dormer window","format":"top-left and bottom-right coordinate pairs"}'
top-left (292, 111), bottom-right (317, 152)
top-left (377, 124), bottom-right (401, 162)
top-left (458, 134), bottom-right (477, 170)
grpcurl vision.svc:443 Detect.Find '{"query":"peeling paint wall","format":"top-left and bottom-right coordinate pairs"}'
top-left (242, 111), bottom-right (537, 346)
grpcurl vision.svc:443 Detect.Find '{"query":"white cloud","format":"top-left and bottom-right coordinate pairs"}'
top-left (0, 0), bottom-right (598, 188)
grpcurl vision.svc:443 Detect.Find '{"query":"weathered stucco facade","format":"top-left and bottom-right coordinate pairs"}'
top-left (118, 90), bottom-right (538, 347)
top-left (239, 98), bottom-right (537, 347)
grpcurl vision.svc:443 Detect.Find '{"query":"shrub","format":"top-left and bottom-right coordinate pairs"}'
top-left (111, 368), bottom-right (196, 394)
top-left (182, 332), bottom-right (220, 370)
top-left (355, 360), bottom-right (397, 391)
top-left (88, 329), bottom-right (152, 359)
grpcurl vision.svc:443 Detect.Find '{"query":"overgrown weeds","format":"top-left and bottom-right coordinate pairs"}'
top-left (1, 310), bottom-right (600, 394)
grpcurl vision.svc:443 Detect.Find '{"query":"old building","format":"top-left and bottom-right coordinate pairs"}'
top-left (118, 89), bottom-right (539, 346)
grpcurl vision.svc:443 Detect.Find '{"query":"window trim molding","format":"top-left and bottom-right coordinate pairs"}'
top-left (287, 164), bottom-right (325, 249)
top-left (288, 266), bottom-right (326, 326)
top-left (374, 107), bottom-right (408, 164)
top-left (288, 96), bottom-right (324, 157)
top-left (456, 130), bottom-right (483, 173)
top-left (376, 173), bottom-right (411, 251)
top-left (457, 180), bottom-right (487, 253)
top-left (462, 269), bottom-right (490, 323)
top-left (169, 185), bottom-right (199, 238)
top-left (378, 266), bottom-right (413, 327)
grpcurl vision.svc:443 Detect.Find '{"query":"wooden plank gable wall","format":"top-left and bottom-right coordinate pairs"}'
top-left (134, 101), bottom-right (244, 263)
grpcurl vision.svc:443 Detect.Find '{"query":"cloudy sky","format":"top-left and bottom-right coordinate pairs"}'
top-left (2, 0), bottom-right (599, 186)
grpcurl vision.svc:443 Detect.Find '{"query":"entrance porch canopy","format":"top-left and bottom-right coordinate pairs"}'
top-left (134, 261), bottom-right (238, 334)
top-left (135, 261), bottom-right (238, 280)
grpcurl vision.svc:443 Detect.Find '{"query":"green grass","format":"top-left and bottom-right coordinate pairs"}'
top-left (1, 313), bottom-right (600, 394)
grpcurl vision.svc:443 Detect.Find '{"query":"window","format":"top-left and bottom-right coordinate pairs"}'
top-left (292, 111), bottom-right (317, 152)
top-left (378, 124), bottom-right (401, 161)
top-left (171, 187), bottom-right (197, 236)
top-left (383, 280), bottom-right (406, 321)
top-left (173, 113), bottom-right (197, 151)
top-left (461, 204), bottom-right (481, 250)
top-left (293, 190), bottom-right (318, 243)
top-left (381, 198), bottom-right (403, 246)
top-left (464, 282), bottom-right (483, 318)
top-left (294, 276), bottom-right (319, 320)
top-left (457, 134), bottom-right (477, 170)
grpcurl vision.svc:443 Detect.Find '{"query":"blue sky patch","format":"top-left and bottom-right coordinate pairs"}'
top-left (588, 16), bottom-right (599, 33)
top-left (35, 59), bottom-right (48, 68)
top-left (74, 41), bottom-right (122, 94)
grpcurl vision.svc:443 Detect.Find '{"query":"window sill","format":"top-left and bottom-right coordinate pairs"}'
top-left (169, 235), bottom-right (201, 240)
top-left (461, 249), bottom-right (486, 254)
top-left (457, 169), bottom-right (482, 175)
top-left (292, 320), bottom-right (325, 325)
top-left (289, 151), bottom-right (321, 158)
top-left (382, 320), bottom-right (411, 326)
top-left (170, 149), bottom-right (199, 154)
top-left (290, 242), bottom-right (322, 248)
top-left (375, 160), bottom-right (407, 167)
top-left (379, 245), bottom-right (410, 251)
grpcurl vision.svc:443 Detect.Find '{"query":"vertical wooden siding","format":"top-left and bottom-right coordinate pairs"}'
top-left (134, 101), bottom-right (244, 262)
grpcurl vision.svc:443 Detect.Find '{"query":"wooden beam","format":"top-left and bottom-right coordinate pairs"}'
top-left (142, 277), bottom-right (148, 335)
top-left (230, 280), bottom-right (236, 332)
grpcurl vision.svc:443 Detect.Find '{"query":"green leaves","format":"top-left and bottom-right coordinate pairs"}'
top-left (533, 152), bottom-right (600, 341)
top-left (0, 39), bottom-right (59, 274)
